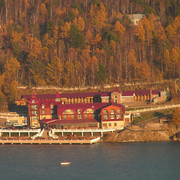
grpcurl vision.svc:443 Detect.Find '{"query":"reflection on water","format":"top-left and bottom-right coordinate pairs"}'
top-left (0, 142), bottom-right (180, 180)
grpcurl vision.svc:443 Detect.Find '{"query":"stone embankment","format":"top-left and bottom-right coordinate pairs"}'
top-left (103, 121), bottom-right (179, 143)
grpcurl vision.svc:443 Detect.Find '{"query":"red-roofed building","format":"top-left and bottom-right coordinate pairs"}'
top-left (19, 87), bottom-right (160, 128)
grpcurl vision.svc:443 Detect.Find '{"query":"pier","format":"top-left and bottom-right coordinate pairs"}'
top-left (0, 137), bottom-right (100, 145)
top-left (0, 128), bottom-right (122, 145)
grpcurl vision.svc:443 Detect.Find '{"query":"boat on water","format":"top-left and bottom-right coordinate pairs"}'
top-left (60, 160), bottom-right (71, 165)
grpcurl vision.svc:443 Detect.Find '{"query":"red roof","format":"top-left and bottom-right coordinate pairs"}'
top-left (110, 103), bottom-right (125, 113)
top-left (23, 92), bottom-right (110, 100)
top-left (22, 90), bottom-right (160, 100)
top-left (113, 87), bottom-right (119, 92)
top-left (122, 90), bottom-right (159, 96)
top-left (122, 91), bottom-right (134, 96)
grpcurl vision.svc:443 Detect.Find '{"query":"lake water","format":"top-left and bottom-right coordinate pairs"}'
top-left (0, 142), bottom-right (180, 180)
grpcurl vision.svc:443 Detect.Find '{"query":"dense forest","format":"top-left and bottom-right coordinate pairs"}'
top-left (0, 0), bottom-right (180, 107)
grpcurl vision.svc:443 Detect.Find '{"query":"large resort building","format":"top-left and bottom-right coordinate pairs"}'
top-left (18, 88), bottom-right (160, 129)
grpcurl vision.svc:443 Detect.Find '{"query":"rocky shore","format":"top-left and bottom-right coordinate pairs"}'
top-left (103, 121), bottom-right (179, 143)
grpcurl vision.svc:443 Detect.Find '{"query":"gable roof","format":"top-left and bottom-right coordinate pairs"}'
top-left (122, 90), bottom-right (160, 96)
top-left (101, 103), bottom-right (125, 113)
top-left (23, 92), bottom-right (110, 100)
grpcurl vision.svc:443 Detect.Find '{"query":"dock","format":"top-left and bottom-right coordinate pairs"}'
top-left (0, 137), bottom-right (100, 145)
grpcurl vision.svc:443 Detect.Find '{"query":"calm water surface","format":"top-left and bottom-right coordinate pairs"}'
top-left (0, 142), bottom-right (180, 180)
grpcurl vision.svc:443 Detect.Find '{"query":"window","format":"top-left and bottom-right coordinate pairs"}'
top-left (64, 115), bottom-right (67, 119)
top-left (32, 111), bottom-right (37, 115)
top-left (114, 95), bottom-right (117, 103)
top-left (109, 123), bottom-right (111, 127)
top-left (71, 114), bottom-right (74, 118)
top-left (22, 120), bottom-right (27, 123)
top-left (77, 109), bottom-right (82, 114)
top-left (114, 123), bottom-right (117, 126)
top-left (31, 105), bottom-right (37, 109)
top-left (110, 109), bottom-right (115, 119)
top-left (50, 104), bottom-right (54, 109)
top-left (55, 98), bottom-right (60, 102)
top-left (41, 110), bottom-right (45, 115)
top-left (42, 104), bottom-right (45, 109)
top-left (32, 100), bottom-right (35, 103)
top-left (51, 109), bottom-right (54, 114)
top-left (103, 123), bottom-right (107, 127)
top-left (103, 109), bottom-right (108, 114)
top-left (85, 114), bottom-right (88, 118)
top-left (104, 115), bottom-right (108, 119)
top-left (117, 109), bottom-right (121, 113)
top-left (77, 109), bottom-right (82, 119)
top-left (78, 114), bottom-right (82, 119)
top-left (116, 115), bottom-right (121, 119)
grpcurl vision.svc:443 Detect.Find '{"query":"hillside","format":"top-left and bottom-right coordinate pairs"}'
top-left (0, 0), bottom-right (179, 109)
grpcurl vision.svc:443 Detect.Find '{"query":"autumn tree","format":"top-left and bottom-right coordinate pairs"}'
top-left (135, 21), bottom-right (145, 63)
top-left (114, 21), bottom-right (126, 34)
top-left (46, 51), bottom-right (63, 86)
top-left (127, 50), bottom-right (138, 82)
top-left (26, 37), bottom-right (46, 86)
top-left (3, 57), bottom-right (20, 105)
top-left (136, 61), bottom-right (151, 82)
top-left (89, 3), bottom-right (107, 32)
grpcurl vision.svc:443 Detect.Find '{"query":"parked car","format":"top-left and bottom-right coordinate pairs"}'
top-left (13, 123), bottom-right (23, 127)
top-left (5, 122), bottom-right (12, 125)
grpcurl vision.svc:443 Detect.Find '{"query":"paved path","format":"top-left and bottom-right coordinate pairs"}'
top-left (126, 104), bottom-right (180, 114)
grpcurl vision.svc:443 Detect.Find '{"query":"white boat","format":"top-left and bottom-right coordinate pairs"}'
top-left (60, 161), bottom-right (71, 165)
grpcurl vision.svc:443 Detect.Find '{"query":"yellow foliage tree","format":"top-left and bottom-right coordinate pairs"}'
top-left (166, 25), bottom-right (176, 40)
top-left (155, 22), bottom-right (166, 42)
top-left (4, 57), bottom-right (20, 83)
top-left (3, 57), bottom-right (20, 104)
top-left (91, 34), bottom-right (102, 45)
top-left (173, 16), bottom-right (180, 32)
top-left (60, 22), bottom-right (71, 38)
top-left (85, 30), bottom-right (93, 44)
top-left (148, 13), bottom-right (156, 32)
top-left (142, 16), bottom-right (153, 45)
top-left (46, 56), bottom-right (63, 85)
top-left (127, 50), bottom-right (138, 81)
top-left (114, 21), bottom-right (126, 34)
top-left (135, 21), bottom-right (145, 42)
top-left (11, 31), bottom-right (24, 44)
top-left (90, 3), bottom-right (107, 32)
top-left (137, 61), bottom-right (151, 81)
top-left (77, 16), bottom-right (85, 31)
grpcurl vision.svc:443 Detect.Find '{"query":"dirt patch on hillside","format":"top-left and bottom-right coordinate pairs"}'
top-left (103, 122), bottom-right (178, 143)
